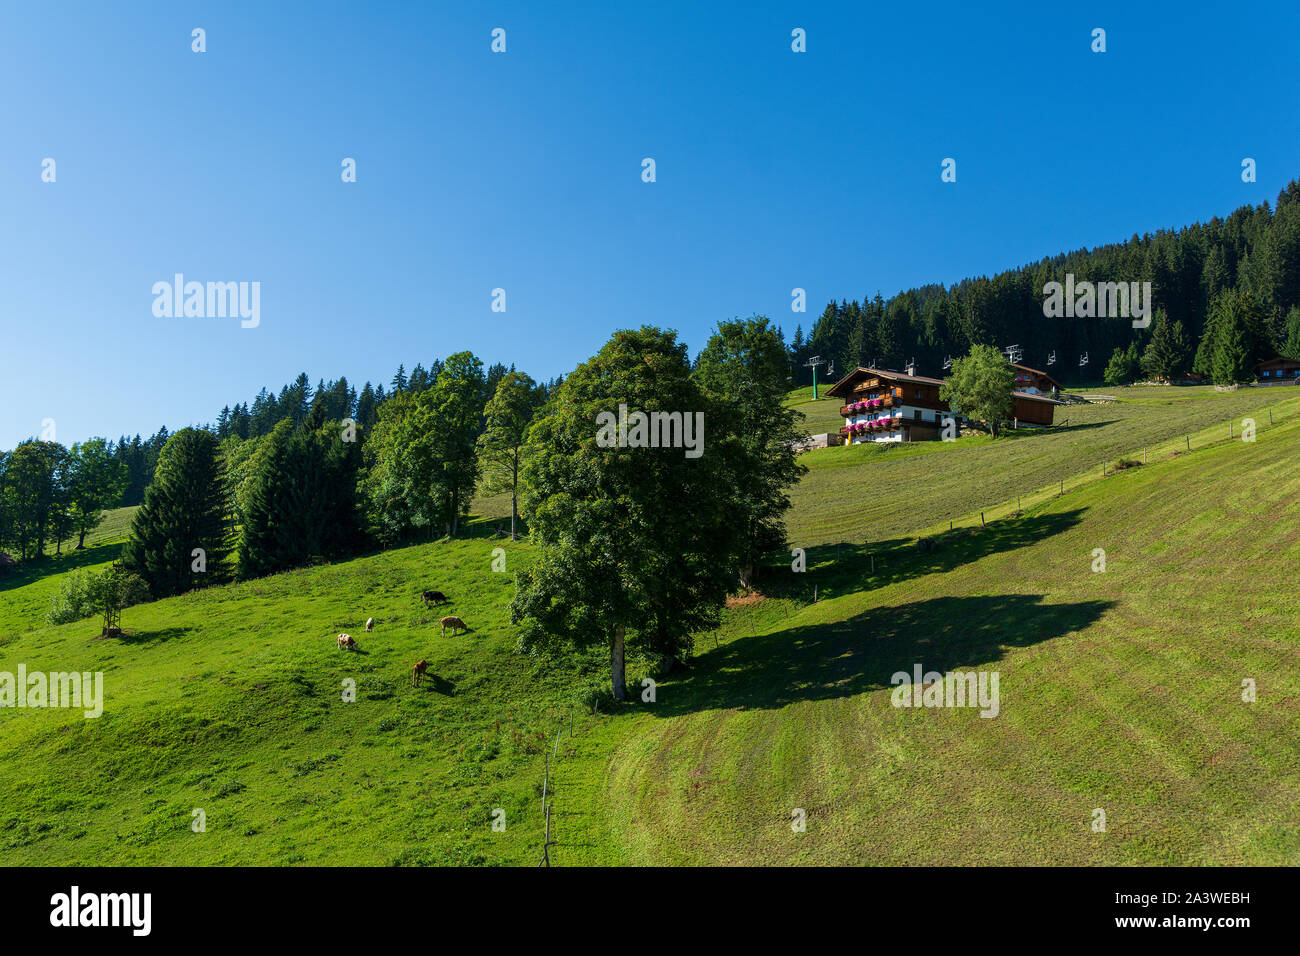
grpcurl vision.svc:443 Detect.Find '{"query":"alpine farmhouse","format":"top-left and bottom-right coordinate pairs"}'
top-left (826, 366), bottom-right (1058, 444)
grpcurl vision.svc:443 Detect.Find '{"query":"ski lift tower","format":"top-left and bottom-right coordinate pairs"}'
top-left (805, 355), bottom-right (828, 400)
top-left (1003, 344), bottom-right (1023, 364)
top-left (1079, 352), bottom-right (1089, 368)
top-left (1047, 350), bottom-right (1057, 366)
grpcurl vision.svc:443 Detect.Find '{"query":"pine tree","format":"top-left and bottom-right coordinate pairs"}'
top-left (1281, 306), bottom-right (1300, 360)
top-left (1212, 318), bottom-right (1253, 385)
top-left (1141, 312), bottom-right (1190, 382)
top-left (123, 428), bottom-right (231, 597)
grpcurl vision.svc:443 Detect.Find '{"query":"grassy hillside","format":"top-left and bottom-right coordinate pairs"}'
top-left (789, 385), bottom-right (1300, 546)
top-left (2, 388), bottom-right (1297, 865)
top-left (0, 505), bottom-right (137, 637)
top-left (603, 412), bottom-right (1300, 864)
top-left (785, 385), bottom-right (844, 436)
top-left (0, 528), bottom-right (637, 865)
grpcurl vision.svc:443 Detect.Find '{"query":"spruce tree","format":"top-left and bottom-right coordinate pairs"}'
top-left (1141, 313), bottom-right (1190, 382)
top-left (123, 428), bottom-right (231, 597)
top-left (237, 420), bottom-right (365, 577)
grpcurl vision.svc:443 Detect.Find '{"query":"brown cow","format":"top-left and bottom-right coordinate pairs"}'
top-left (440, 616), bottom-right (468, 637)
top-left (422, 590), bottom-right (449, 606)
top-left (337, 633), bottom-right (357, 651)
top-left (412, 659), bottom-right (428, 686)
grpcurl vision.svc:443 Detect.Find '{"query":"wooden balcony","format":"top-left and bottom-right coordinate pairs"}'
top-left (839, 396), bottom-right (896, 417)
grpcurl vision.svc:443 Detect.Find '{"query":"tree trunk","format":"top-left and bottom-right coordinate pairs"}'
top-left (76, 529), bottom-right (86, 550)
top-left (610, 626), bottom-right (626, 701)
top-left (511, 455), bottom-right (519, 540)
top-left (738, 564), bottom-right (754, 589)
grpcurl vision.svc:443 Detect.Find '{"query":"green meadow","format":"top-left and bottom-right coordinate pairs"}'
top-left (1, 387), bottom-right (1297, 865)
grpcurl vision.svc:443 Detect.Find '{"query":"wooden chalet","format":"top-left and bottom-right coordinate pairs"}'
top-left (826, 366), bottom-right (1056, 444)
top-left (1256, 356), bottom-right (1300, 383)
top-left (1009, 363), bottom-right (1061, 395)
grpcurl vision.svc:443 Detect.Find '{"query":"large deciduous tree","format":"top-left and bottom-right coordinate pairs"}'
top-left (477, 371), bottom-right (543, 539)
top-left (67, 438), bottom-right (128, 550)
top-left (692, 315), bottom-right (806, 587)
top-left (365, 352), bottom-right (485, 541)
top-left (940, 344), bottom-right (1015, 437)
top-left (510, 327), bottom-right (739, 700)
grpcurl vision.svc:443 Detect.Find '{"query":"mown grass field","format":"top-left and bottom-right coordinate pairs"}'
top-left (603, 411), bottom-right (1300, 864)
top-left (788, 384), bottom-right (1300, 546)
top-left (1, 386), bottom-right (1296, 865)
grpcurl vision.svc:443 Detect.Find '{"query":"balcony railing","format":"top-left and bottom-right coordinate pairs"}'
top-left (839, 396), bottom-right (896, 417)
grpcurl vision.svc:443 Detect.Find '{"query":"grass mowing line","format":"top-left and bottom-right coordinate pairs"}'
top-left (607, 420), bottom-right (1300, 864)
top-left (908, 391), bottom-right (1300, 541)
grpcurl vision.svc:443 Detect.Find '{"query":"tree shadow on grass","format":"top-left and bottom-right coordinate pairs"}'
top-left (1041, 417), bottom-right (1115, 433)
top-left (0, 542), bottom-right (125, 594)
top-left (659, 593), bottom-right (1112, 716)
top-left (110, 626), bottom-right (189, 646)
top-left (766, 508), bottom-right (1089, 604)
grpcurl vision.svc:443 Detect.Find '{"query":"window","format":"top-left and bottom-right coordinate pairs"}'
top-left (914, 409), bottom-right (921, 420)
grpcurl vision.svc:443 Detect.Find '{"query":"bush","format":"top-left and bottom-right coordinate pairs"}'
top-left (45, 569), bottom-right (99, 626)
top-left (45, 565), bottom-right (150, 630)
top-left (577, 679), bottom-right (617, 714)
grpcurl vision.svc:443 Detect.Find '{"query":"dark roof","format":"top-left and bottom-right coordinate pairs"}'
top-left (826, 367), bottom-right (947, 397)
top-left (1010, 363), bottom-right (1062, 388)
top-left (1257, 356), bottom-right (1300, 369)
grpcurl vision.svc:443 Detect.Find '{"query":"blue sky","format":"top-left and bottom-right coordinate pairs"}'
top-left (2, 0), bottom-right (1297, 448)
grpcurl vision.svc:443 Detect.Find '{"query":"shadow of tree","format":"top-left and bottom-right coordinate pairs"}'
top-left (1040, 418), bottom-right (1115, 433)
top-left (0, 542), bottom-right (125, 594)
top-left (108, 626), bottom-right (189, 646)
top-left (766, 508), bottom-right (1088, 603)
top-left (658, 593), bottom-right (1112, 716)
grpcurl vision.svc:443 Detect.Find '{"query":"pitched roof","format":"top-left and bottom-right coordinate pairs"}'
top-left (1012, 390), bottom-right (1060, 404)
top-left (826, 366), bottom-right (947, 396)
top-left (1010, 363), bottom-right (1062, 388)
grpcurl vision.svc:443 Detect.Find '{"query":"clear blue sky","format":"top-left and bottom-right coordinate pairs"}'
top-left (3, 0), bottom-right (1297, 448)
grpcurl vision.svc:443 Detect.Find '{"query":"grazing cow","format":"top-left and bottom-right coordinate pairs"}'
top-left (440, 616), bottom-right (468, 637)
top-left (337, 633), bottom-right (357, 651)
top-left (412, 659), bottom-right (428, 686)
top-left (365, 617), bottom-right (375, 632)
top-left (422, 589), bottom-right (449, 606)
